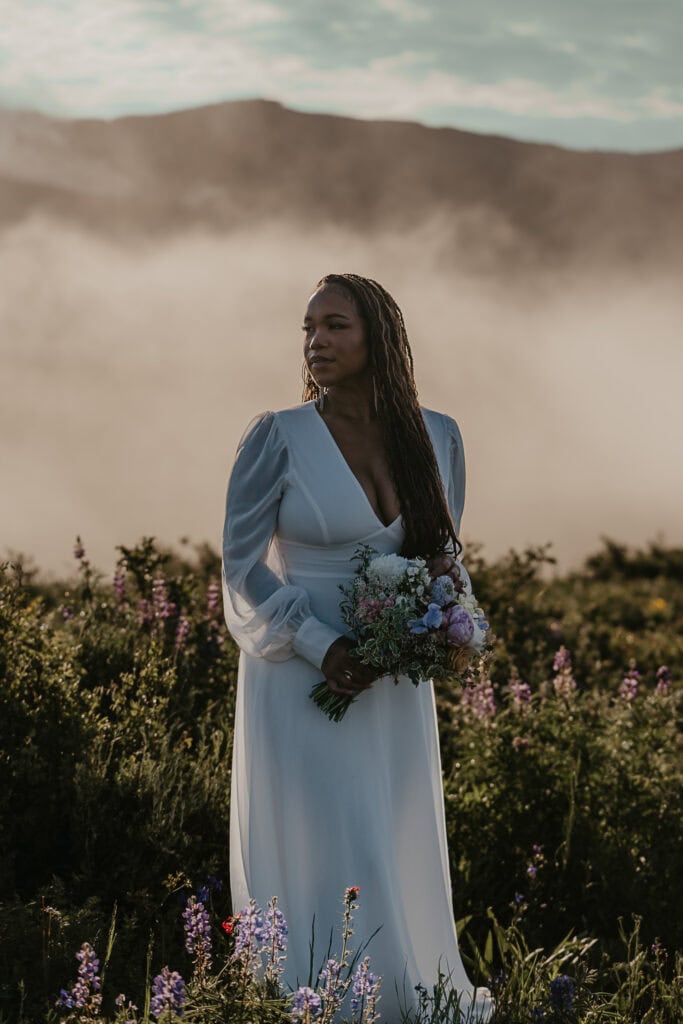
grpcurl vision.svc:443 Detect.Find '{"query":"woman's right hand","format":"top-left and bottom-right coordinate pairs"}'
top-left (321, 637), bottom-right (378, 696)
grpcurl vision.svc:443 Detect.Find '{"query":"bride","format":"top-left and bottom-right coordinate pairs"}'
top-left (221, 273), bottom-right (494, 1022)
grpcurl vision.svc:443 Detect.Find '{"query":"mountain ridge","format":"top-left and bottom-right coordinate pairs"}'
top-left (1, 99), bottom-right (681, 272)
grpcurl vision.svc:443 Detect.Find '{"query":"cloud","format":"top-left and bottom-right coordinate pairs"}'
top-left (0, 0), bottom-right (681, 148)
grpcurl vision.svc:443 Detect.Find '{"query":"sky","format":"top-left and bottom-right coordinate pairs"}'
top-left (1, 0), bottom-right (682, 151)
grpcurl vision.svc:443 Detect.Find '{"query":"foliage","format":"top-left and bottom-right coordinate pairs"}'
top-left (0, 534), bottom-right (681, 1022)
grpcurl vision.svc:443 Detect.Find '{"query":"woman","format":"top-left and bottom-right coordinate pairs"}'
top-left (222, 273), bottom-right (493, 1022)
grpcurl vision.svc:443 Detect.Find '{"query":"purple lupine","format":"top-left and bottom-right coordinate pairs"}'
top-left (350, 956), bottom-right (381, 1023)
top-left (206, 581), bottom-right (221, 614)
top-left (137, 598), bottom-right (154, 626)
top-left (549, 974), bottom-right (575, 1011)
top-left (290, 986), bottom-right (323, 1021)
top-left (182, 895), bottom-right (212, 976)
top-left (552, 646), bottom-right (572, 673)
top-left (619, 662), bottom-right (640, 701)
top-left (317, 958), bottom-right (343, 1019)
top-left (150, 967), bottom-right (186, 1019)
top-left (232, 898), bottom-right (269, 975)
top-left (114, 993), bottom-right (138, 1022)
top-left (509, 673), bottom-right (532, 711)
top-left (175, 615), bottom-right (191, 650)
top-left (56, 942), bottom-right (102, 1015)
top-left (152, 576), bottom-right (177, 620)
top-left (460, 676), bottom-right (496, 720)
top-left (655, 665), bottom-right (671, 696)
top-left (113, 568), bottom-right (127, 606)
top-left (552, 645), bottom-right (577, 701)
top-left (264, 896), bottom-right (288, 982)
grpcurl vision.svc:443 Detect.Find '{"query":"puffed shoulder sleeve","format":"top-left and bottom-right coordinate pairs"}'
top-left (444, 413), bottom-right (466, 537)
top-left (221, 411), bottom-right (343, 668)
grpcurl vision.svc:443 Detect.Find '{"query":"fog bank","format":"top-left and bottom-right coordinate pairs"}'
top-left (1, 215), bottom-right (681, 580)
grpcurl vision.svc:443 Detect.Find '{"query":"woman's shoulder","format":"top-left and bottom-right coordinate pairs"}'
top-left (237, 402), bottom-right (314, 448)
top-left (420, 406), bottom-right (463, 442)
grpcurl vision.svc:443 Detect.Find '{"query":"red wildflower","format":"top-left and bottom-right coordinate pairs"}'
top-left (221, 914), bottom-right (240, 935)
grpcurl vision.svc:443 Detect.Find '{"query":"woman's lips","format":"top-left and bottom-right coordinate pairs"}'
top-left (309, 356), bottom-right (334, 367)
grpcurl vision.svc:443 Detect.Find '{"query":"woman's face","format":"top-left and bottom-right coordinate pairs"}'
top-left (302, 284), bottom-right (370, 390)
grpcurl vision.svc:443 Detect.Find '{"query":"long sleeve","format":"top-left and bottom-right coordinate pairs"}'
top-left (444, 413), bottom-right (466, 536)
top-left (221, 411), bottom-right (343, 669)
top-left (442, 413), bottom-right (474, 595)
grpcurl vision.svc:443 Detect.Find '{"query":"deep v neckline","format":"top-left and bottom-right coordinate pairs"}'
top-left (311, 403), bottom-right (402, 531)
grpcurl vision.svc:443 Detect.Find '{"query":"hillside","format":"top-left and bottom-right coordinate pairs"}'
top-left (1, 100), bottom-right (682, 271)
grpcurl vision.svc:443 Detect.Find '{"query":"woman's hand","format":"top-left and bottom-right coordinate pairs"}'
top-left (426, 553), bottom-right (465, 591)
top-left (321, 637), bottom-right (378, 696)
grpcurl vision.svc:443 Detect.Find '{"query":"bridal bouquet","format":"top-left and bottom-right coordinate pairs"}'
top-left (310, 545), bottom-right (492, 722)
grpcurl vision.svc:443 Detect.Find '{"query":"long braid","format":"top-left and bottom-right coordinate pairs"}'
top-left (301, 273), bottom-right (462, 560)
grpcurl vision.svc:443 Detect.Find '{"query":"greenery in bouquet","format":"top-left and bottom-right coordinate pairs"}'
top-left (310, 545), bottom-right (494, 721)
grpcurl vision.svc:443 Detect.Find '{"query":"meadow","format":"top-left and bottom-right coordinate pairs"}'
top-left (0, 534), bottom-right (681, 1023)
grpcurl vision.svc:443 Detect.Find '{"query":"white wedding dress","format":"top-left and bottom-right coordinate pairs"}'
top-left (221, 400), bottom-right (493, 1023)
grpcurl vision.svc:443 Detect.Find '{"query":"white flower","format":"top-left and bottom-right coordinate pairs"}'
top-left (368, 554), bottom-right (410, 585)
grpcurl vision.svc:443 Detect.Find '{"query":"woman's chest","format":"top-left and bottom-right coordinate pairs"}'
top-left (274, 405), bottom-right (447, 548)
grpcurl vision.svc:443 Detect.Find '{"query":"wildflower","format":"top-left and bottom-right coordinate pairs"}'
top-left (514, 892), bottom-right (525, 905)
top-left (508, 669), bottom-right (532, 711)
top-left (317, 958), bottom-right (343, 1016)
top-left (152, 576), bottom-right (177, 619)
top-left (553, 646), bottom-right (572, 673)
top-left (264, 896), bottom-right (288, 982)
top-left (512, 735), bottom-right (530, 751)
top-left (527, 863), bottom-right (537, 878)
top-left (207, 581), bottom-right (221, 614)
top-left (74, 537), bottom-right (86, 561)
top-left (619, 660), bottom-right (640, 701)
top-left (113, 568), bottom-right (127, 605)
top-left (655, 665), bottom-right (671, 696)
top-left (345, 886), bottom-right (360, 904)
top-left (350, 956), bottom-right (381, 1023)
top-left (182, 895), bottom-right (212, 977)
top-left (549, 974), bottom-right (575, 1012)
top-left (150, 967), bottom-right (186, 1020)
top-left (56, 942), bottom-right (102, 1015)
top-left (552, 645), bottom-right (577, 701)
top-left (175, 615), bottom-right (191, 650)
top-left (232, 899), bottom-right (268, 973)
top-left (290, 986), bottom-right (323, 1021)
top-left (460, 676), bottom-right (496, 720)
top-left (221, 914), bottom-right (240, 935)
top-left (61, 606), bottom-right (75, 621)
top-left (136, 598), bottom-right (153, 626)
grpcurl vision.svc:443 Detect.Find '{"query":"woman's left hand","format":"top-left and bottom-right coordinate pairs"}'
top-left (426, 553), bottom-right (464, 590)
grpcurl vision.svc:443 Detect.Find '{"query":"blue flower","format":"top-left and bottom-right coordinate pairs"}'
top-left (150, 968), bottom-right (186, 1020)
top-left (550, 974), bottom-right (575, 1012)
top-left (408, 603), bottom-right (443, 634)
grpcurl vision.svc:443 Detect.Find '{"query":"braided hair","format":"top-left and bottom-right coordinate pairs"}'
top-left (301, 272), bottom-right (462, 560)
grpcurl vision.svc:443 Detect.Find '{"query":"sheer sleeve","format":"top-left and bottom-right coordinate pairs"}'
top-left (438, 413), bottom-right (472, 595)
top-left (444, 413), bottom-right (466, 537)
top-left (221, 411), bottom-right (344, 669)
